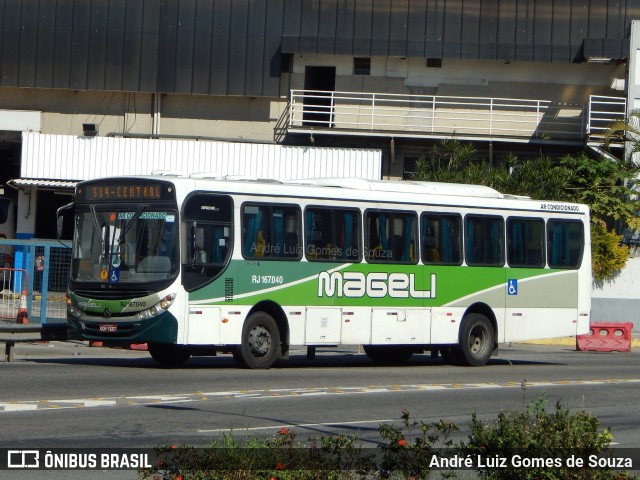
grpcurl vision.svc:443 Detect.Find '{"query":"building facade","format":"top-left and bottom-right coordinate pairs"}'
top-left (0, 0), bottom-right (636, 230)
top-left (0, 0), bottom-right (639, 325)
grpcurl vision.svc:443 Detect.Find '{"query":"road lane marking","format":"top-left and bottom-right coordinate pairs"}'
top-left (1, 403), bottom-right (39, 412)
top-left (197, 418), bottom-right (397, 433)
top-left (1, 378), bottom-right (639, 413)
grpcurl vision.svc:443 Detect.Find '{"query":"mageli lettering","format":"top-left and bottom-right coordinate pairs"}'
top-left (317, 271), bottom-right (436, 299)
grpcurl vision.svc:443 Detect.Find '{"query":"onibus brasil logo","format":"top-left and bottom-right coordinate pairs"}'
top-left (317, 271), bottom-right (436, 298)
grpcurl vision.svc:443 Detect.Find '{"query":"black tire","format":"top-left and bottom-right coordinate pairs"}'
top-left (235, 312), bottom-right (280, 369)
top-left (148, 343), bottom-right (192, 368)
top-left (363, 345), bottom-right (414, 364)
top-left (231, 347), bottom-right (248, 368)
top-left (458, 313), bottom-right (495, 366)
top-left (439, 346), bottom-right (464, 365)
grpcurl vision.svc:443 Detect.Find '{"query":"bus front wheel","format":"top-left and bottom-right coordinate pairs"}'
top-left (458, 313), bottom-right (494, 367)
top-left (148, 343), bottom-right (192, 368)
top-left (235, 312), bottom-right (280, 369)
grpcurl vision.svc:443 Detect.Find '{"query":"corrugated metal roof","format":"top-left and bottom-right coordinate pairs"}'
top-left (281, 0), bottom-right (639, 62)
top-left (7, 178), bottom-right (77, 190)
top-left (0, 0), bottom-right (637, 98)
top-left (0, 0), bottom-right (284, 97)
top-left (21, 133), bottom-right (382, 182)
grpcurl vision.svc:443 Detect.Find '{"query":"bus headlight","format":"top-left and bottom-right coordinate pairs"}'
top-left (66, 293), bottom-right (81, 318)
top-left (138, 293), bottom-right (176, 321)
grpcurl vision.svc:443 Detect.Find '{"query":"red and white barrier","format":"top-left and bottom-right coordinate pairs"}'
top-left (576, 322), bottom-right (633, 353)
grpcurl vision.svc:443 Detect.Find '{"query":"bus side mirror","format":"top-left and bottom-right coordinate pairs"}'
top-left (56, 202), bottom-right (74, 240)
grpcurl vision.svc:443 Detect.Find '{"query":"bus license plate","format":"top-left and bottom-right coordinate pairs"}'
top-left (99, 324), bottom-right (117, 333)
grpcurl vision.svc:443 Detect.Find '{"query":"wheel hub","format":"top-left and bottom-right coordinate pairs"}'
top-left (470, 327), bottom-right (486, 354)
top-left (248, 325), bottom-right (271, 357)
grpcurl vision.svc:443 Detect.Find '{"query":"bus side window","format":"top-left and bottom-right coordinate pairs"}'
top-left (421, 213), bottom-right (462, 265)
top-left (305, 207), bottom-right (361, 262)
top-left (243, 203), bottom-right (301, 260)
top-left (465, 214), bottom-right (504, 267)
top-left (507, 217), bottom-right (545, 268)
top-left (548, 220), bottom-right (583, 268)
top-left (365, 210), bottom-right (417, 264)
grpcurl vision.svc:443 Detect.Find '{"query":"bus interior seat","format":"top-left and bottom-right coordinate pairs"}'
top-left (425, 246), bottom-right (440, 262)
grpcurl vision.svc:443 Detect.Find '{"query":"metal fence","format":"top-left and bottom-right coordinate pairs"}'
top-left (587, 95), bottom-right (628, 142)
top-left (0, 239), bottom-right (71, 325)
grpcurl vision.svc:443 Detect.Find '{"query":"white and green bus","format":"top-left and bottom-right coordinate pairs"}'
top-left (61, 175), bottom-right (591, 368)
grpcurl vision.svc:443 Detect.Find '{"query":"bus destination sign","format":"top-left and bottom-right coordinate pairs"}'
top-left (76, 182), bottom-right (174, 203)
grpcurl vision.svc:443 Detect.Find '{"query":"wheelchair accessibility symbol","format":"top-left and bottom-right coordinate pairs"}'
top-left (110, 269), bottom-right (120, 283)
top-left (507, 279), bottom-right (518, 295)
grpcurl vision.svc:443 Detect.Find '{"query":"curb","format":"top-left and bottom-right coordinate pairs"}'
top-left (522, 336), bottom-right (640, 348)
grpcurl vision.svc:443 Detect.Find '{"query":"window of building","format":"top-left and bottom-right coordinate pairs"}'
top-left (353, 57), bottom-right (371, 75)
top-left (305, 207), bottom-right (361, 261)
top-left (421, 213), bottom-right (462, 265)
top-left (403, 156), bottom-right (419, 180)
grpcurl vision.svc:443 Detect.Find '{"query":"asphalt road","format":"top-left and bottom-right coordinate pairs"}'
top-left (1, 341), bottom-right (639, 479)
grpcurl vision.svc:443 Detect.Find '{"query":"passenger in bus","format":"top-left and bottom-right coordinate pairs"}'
top-left (255, 230), bottom-right (266, 257)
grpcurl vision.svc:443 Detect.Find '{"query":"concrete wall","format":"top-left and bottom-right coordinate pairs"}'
top-left (592, 257), bottom-right (640, 333)
top-left (0, 88), bottom-right (287, 143)
top-left (291, 54), bottom-right (626, 102)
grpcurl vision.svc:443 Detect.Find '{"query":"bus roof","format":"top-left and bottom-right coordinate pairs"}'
top-left (159, 174), bottom-right (508, 199)
top-left (77, 175), bottom-right (589, 214)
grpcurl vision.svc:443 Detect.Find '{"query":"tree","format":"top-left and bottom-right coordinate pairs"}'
top-left (604, 110), bottom-right (640, 159)
top-left (411, 140), bottom-right (639, 281)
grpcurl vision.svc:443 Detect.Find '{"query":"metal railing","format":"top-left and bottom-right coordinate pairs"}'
top-left (289, 90), bottom-right (587, 143)
top-left (288, 90), bottom-right (628, 146)
top-left (587, 95), bottom-right (628, 142)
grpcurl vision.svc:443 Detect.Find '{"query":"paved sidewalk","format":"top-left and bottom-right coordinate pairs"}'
top-left (524, 330), bottom-right (640, 348)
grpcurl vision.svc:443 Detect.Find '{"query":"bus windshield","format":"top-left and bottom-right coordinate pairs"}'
top-left (70, 207), bottom-right (179, 285)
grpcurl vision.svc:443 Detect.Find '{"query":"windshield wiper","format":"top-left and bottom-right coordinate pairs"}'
top-left (89, 205), bottom-right (106, 264)
top-left (117, 205), bottom-right (148, 245)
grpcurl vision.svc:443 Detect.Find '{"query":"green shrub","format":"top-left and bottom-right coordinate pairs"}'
top-left (464, 396), bottom-right (627, 480)
top-left (591, 220), bottom-right (629, 282)
top-left (139, 398), bottom-right (637, 480)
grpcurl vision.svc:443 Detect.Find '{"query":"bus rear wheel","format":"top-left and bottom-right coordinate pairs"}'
top-left (235, 312), bottom-right (280, 369)
top-left (363, 345), bottom-right (413, 364)
top-left (148, 343), bottom-right (192, 368)
top-left (458, 313), bottom-right (494, 366)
